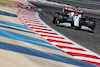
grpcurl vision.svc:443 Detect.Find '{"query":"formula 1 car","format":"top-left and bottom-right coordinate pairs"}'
top-left (52, 7), bottom-right (96, 31)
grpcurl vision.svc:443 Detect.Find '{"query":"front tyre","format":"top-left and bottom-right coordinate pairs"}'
top-left (71, 21), bottom-right (74, 27)
top-left (78, 20), bottom-right (83, 29)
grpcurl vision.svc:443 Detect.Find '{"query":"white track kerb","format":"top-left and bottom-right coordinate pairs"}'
top-left (17, 1), bottom-right (100, 66)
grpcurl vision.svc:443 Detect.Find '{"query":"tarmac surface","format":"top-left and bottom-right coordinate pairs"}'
top-left (47, 0), bottom-right (100, 9)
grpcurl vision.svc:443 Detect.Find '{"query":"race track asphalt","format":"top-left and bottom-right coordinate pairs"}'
top-left (47, 0), bottom-right (100, 9)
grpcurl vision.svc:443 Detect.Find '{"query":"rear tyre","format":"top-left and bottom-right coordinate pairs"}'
top-left (88, 20), bottom-right (96, 30)
top-left (52, 12), bottom-right (60, 24)
top-left (55, 14), bottom-right (64, 25)
top-left (58, 14), bottom-right (64, 23)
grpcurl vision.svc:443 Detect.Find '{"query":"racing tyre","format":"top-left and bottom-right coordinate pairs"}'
top-left (58, 14), bottom-right (64, 23)
top-left (71, 21), bottom-right (74, 27)
top-left (79, 20), bottom-right (83, 29)
top-left (55, 14), bottom-right (64, 25)
top-left (52, 12), bottom-right (60, 24)
top-left (88, 20), bottom-right (96, 30)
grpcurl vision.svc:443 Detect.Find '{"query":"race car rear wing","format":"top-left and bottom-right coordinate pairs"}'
top-left (63, 7), bottom-right (83, 14)
top-left (63, 7), bottom-right (74, 12)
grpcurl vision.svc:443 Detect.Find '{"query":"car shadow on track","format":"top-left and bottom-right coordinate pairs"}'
top-left (55, 23), bottom-right (94, 33)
